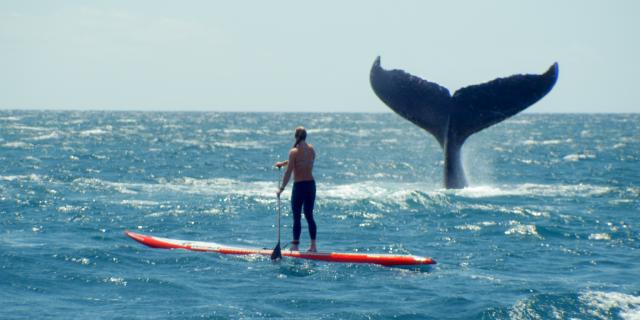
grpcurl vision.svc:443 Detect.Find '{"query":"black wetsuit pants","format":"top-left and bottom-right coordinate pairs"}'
top-left (291, 180), bottom-right (317, 241)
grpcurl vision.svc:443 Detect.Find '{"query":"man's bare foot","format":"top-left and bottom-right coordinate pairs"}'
top-left (307, 240), bottom-right (317, 252)
top-left (290, 241), bottom-right (299, 251)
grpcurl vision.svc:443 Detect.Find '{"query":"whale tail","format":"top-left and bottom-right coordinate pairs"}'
top-left (370, 57), bottom-right (559, 188)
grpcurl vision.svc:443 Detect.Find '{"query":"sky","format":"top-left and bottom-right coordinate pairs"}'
top-left (1, 1), bottom-right (638, 113)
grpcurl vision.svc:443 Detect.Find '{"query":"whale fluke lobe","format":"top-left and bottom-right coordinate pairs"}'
top-left (370, 57), bottom-right (559, 189)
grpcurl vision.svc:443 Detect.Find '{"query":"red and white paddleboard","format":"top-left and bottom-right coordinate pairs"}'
top-left (125, 231), bottom-right (435, 267)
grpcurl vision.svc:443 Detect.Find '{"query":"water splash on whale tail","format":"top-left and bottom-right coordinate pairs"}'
top-left (370, 57), bottom-right (559, 189)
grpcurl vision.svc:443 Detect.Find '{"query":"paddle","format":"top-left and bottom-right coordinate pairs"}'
top-left (270, 167), bottom-right (283, 261)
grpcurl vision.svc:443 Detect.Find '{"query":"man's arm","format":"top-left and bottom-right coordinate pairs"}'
top-left (279, 149), bottom-right (295, 192)
top-left (275, 160), bottom-right (289, 168)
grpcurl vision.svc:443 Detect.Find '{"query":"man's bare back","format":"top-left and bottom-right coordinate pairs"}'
top-left (289, 142), bottom-right (315, 182)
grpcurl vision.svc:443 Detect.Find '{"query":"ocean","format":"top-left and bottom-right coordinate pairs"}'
top-left (1, 111), bottom-right (638, 319)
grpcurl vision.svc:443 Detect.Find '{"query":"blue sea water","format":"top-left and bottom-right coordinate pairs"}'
top-left (0, 110), bottom-right (639, 319)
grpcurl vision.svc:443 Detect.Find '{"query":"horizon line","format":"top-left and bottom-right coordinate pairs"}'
top-left (0, 107), bottom-right (638, 115)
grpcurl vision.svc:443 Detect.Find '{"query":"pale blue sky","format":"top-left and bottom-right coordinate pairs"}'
top-left (1, 1), bottom-right (638, 112)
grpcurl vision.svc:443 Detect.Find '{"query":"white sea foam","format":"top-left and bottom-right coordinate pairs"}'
top-left (580, 291), bottom-right (640, 320)
top-left (588, 233), bottom-right (611, 241)
top-left (381, 138), bottom-right (398, 144)
top-left (63, 119), bottom-right (85, 125)
top-left (173, 139), bottom-right (203, 147)
top-left (120, 126), bottom-right (146, 135)
top-left (320, 181), bottom-right (437, 208)
top-left (468, 204), bottom-right (540, 217)
top-left (117, 118), bottom-right (138, 123)
top-left (0, 174), bottom-right (42, 182)
top-left (120, 199), bottom-right (160, 207)
top-left (0, 116), bottom-right (21, 121)
top-left (104, 277), bottom-right (127, 286)
top-left (454, 183), bottom-right (612, 198)
top-left (0, 175), bottom-right (22, 181)
top-left (522, 138), bottom-right (570, 145)
top-left (161, 123), bottom-right (182, 129)
top-left (306, 128), bottom-right (334, 134)
top-left (164, 177), bottom-right (269, 196)
top-left (454, 186), bottom-right (507, 198)
top-left (72, 178), bottom-right (138, 194)
top-left (505, 221), bottom-right (541, 238)
top-left (70, 178), bottom-right (433, 206)
top-left (69, 257), bottom-right (90, 265)
top-left (517, 159), bottom-right (540, 165)
top-left (30, 131), bottom-right (61, 141)
top-left (380, 128), bottom-right (404, 134)
top-left (2, 141), bottom-right (33, 149)
top-left (223, 128), bottom-right (251, 134)
top-left (57, 205), bottom-right (86, 213)
top-left (79, 126), bottom-right (112, 137)
top-left (212, 140), bottom-right (266, 150)
top-left (68, 177), bottom-right (616, 210)
top-left (202, 207), bottom-right (224, 215)
top-left (322, 182), bottom-right (389, 200)
top-left (455, 224), bottom-right (482, 231)
top-left (72, 176), bottom-right (268, 197)
top-left (7, 124), bottom-right (49, 131)
top-left (563, 153), bottom-right (596, 162)
top-left (306, 128), bottom-right (379, 137)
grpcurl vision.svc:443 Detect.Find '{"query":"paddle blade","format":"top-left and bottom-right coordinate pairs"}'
top-left (270, 242), bottom-right (282, 261)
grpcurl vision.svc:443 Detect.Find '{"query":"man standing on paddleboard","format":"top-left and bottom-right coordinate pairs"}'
top-left (275, 127), bottom-right (317, 252)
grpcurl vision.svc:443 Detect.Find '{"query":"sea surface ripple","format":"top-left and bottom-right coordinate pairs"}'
top-left (1, 111), bottom-right (639, 319)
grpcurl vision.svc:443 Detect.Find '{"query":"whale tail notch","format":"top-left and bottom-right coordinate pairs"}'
top-left (370, 56), bottom-right (559, 188)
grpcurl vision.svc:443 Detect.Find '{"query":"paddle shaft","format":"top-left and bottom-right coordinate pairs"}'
top-left (277, 167), bottom-right (282, 243)
top-left (271, 167), bottom-right (283, 260)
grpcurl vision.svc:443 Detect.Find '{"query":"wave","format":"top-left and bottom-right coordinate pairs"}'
top-left (0, 174), bottom-right (43, 182)
top-left (220, 128), bottom-right (252, 134)
top-left (212, 140), bottom-right (267, 150)
top-left (68, 176), bottom-right (618, 204)
top-left (563, 153), bottom-right (597, 162)
top-left (103, 277), bottom-right (128, 287)
top-left (453, 221), bottom-right (499, 234)
top-left (579, 291), bottom-right (640, 320)
top-left (116, 118), bottom-right (138, 124)
top-left (504, 221), bottom-right (541, 238)
top-left (120, 199), bottom-right (161, 208)
top-left (57, 205), bottom-right (86, 213)
top-left (305, 127), bottom-right (403, 138)
top-left (509, 291), bottom-right (640, 320)
top-left (322, 181), bottom-right (420, 200)
top-left (173, 139), bottom-right (204, 148)
top-left (0, 116), bottom-right (21, 121)
top-left (522, 138), bottom-right (572, 145)
top-left (29, 131), bottom-right (62, 141)
top-left (72, 178), bottom-right (139, 194)
top-left (454, 224), bottom-right (482, 231)
top-left (453, 183), bottom-right (613, 198)
top-left (79, 126), bottom-right (112, 137)
top-left (588, 233), bottom-right (611, 241)
top-left (507, 119), bottom-right (532, 125)
top-left (6, 124), bottom-right (49, 131)
top-left (4, 170), bottom-right (619, 211)
top-left (2, 141), bottom-right (33, 149)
